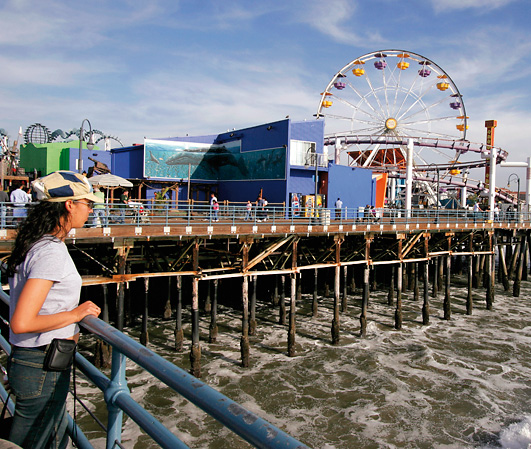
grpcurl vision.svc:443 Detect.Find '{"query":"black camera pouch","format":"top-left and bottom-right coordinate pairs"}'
top-left (43, 338), bottom-right (77, 371)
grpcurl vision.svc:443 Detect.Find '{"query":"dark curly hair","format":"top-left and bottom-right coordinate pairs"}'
top-left (6, 201), bottom-right (70, 277)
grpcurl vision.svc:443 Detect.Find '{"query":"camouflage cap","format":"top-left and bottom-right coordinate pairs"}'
top-left (32, 171), bottom-right (101, 203)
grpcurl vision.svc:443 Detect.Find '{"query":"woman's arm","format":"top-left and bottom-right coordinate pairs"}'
top-left (10, 278), bottom-right (101, 335)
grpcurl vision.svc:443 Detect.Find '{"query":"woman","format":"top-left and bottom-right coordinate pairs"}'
top-left (6, 171), bottom-right (101, 448)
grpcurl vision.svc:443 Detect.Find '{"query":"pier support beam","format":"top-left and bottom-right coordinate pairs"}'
top-left (422, 261), bottom-right (430, 325)
top-left (499, 243), bottom-right (510, 291)
top-left (331, 238), bottom-right (342, 345)
top-left (279, 275), bottom-right (286, 325)
top-left (116, 247), bottom-right (127, 331)
top-left (312, 268), bottom-right (318, 317)
top-left (360, 264), bottom-right (369, 337)
top-left (513, 234), bottom-right (527, 297)
top-left (395, 262), bottom-right (403, 330)
top-left (140, 277), bottom-right (149, 346)
top-left (467, 255), bottom-right (473, 315)
top-left (249, 275), bottom-right (257, 336)
top-left (163, 276), bottom-right (172, 319)
top-left (387, 265), bottom-right (394, 306)
top-left (190, 241), bottom-right (201, 377)
top-left (241, 242), bottom-right (250, 367)
top-left (209, 279), bottom-right (218, 343)
top-left (288, 274), bottom-right (297, 357)
top-left (486, 233), bottom-right (495, 309)
top-left (174, 277), bottom-right (184, 351)
top-left (432, 257), bottom-right (439, 298)
top-left (443, 255), bottom-right (451, 320)
top-left (95, 284), bottom-right (111, 368)
top-left (341, 265), bottom-right (348, 313)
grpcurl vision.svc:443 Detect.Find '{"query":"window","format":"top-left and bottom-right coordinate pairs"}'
top-left (290, 140), bottom-right (316, 166)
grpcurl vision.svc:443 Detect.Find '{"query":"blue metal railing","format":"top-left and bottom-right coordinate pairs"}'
top-left (1, 201), bottom-right (529, 229)
top-left (0, 291), bottom-right (309, 448)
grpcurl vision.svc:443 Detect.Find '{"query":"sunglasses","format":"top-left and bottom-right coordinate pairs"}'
top-left (72, 200), bottom-right (95, 209)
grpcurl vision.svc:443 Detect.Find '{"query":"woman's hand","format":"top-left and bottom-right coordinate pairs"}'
top-left (74, 301), bottom-right (101, 321)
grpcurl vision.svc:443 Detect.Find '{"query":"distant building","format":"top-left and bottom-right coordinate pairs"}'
top-left (111, 118), bottom-right (376, 212)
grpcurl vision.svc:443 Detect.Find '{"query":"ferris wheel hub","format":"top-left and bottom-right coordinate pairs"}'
top-left (385, 118), bottom-right (398, 131)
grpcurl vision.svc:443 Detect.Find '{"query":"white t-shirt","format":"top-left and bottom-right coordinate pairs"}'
top-left (9, 236), bottom-right (82, 347)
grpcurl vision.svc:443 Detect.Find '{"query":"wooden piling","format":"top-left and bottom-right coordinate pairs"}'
top-left (272, 275), bottom-right (279, 307)
top-left (249, 275), bottom-right (257, 336)
top-left (360, 264), bottom-right (369, 338)
top-left (312, 268), bottom-right (318, 317)
top-left (466, 255), bottom-right (473, 315)
top-left (174, 276), bottom-right (184, 352)
top-left (288, 274), bottom-right (297, 357)
top-left (387, 265), bottom-right (394, 306)
top-left (95, 284), bottom-right (111, 368)
top-left (395, 262), bottom-right (403, 330)
top-left (241, 242), bottom-right (250, 367)
top-left (443, 255), bottom-right (451, 320)
top-left (499, 242), bottom-right (510, 291)
top-left (209, 279), bottom-right (218, 343)
top-left (432, 257), bottom-right (439, 298)
top-left (163, 276), bottom-right (172, 319)
top-left (422, 261), bottom-right (430, 325)
top-left (190, 241), bottom-right (201, 377)
top-left (204, 278), bottom-right (212, 313)
top-left (116, 247), bottom-right (127, 331)
top-left (279, 275), bottom-right (286, 325)
top-left (341, 265), bottom-right (348, 313)
top-left (331, 239), bottom-right (341, 345)
top-left (140, 277), bottom-right (149, 346)
top-left (513, 234), bottom-right (526, 297)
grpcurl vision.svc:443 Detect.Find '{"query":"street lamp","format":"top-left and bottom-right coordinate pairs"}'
top-left (78, 119), bottom-right (95, 174)
top-left (507, 173), bottom-right (520, 216)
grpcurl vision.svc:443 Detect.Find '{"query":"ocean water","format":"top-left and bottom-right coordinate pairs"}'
top-left (73, 274), bottom-right (531, 449)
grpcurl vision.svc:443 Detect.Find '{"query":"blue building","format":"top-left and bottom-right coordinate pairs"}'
top-left (111, 118), bottom-right (375, 212)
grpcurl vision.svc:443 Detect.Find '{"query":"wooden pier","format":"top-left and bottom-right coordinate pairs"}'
top-left (1, 216), bottom-right (529, 377)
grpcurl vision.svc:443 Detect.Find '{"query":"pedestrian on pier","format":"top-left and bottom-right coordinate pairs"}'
top-left (245, 200), bottom-right (252, 221)
top-left (92, 186), bottom-right (106, 227)
top-left (212, 200), bottom-right (219, 221)
top-left (5, 170), bottom-right (101, 448)
top-left (334, 197), bottom-right (343, 220)
top-left (118, 189), bottom-right (129, 224)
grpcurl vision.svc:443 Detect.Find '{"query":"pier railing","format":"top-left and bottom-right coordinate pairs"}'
top-left (0, 291), bottom-right (308, 449)
top-left (1, 200), bottom-right (529, 229)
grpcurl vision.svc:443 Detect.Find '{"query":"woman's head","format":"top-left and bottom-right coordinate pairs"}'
top-left (6, 171), bottom-right (100, 276)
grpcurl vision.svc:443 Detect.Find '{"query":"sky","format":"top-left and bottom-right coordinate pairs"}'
top-left (1, 0), bottom-right (530, 185)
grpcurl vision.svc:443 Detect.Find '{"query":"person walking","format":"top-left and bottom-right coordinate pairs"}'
top-left (0, 183), bottom-right (9, 228)
top-left (92, 186), bottom-right (106, 227)
top-left (244, 200), bottom-right (252, 221)
top-left (10, 183), bottom-right (28, 223)
top-left (212, 200), bottom-right (219, 222)
top-left (6, 170), bottom-right (101, 448)
top-left (334, 197), bottom-right (343, 220)
top-left (118, 189), bottom-right (129, 224)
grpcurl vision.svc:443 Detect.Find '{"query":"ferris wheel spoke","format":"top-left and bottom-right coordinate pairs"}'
top-left (363, 73), bottom-right (387, 122)
top-left (346, 82), bottom-right (386, 122)
top-left (333, 93), bottom-right (384, 123)
top-left (400, 95), bottom-right (452, 123)
top-left (395, 82), bottom-right (441, 124)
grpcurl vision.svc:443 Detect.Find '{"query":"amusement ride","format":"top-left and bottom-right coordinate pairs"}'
top-left (316, 50), bottom-right (515, 208)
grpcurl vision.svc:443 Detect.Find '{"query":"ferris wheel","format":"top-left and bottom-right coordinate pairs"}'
top-left (317, 50), bottom-right (470, 170)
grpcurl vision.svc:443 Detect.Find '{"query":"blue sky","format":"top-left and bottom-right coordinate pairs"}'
top-left (1, 0), bottom-right (530, 181)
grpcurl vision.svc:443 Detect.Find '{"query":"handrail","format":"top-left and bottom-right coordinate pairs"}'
top-left (0, 290), bottom-right (308, 448)
top-left (1, 201), bottom-right (529, 229)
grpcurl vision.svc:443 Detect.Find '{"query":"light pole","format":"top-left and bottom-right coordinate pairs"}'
top-left (78, 119), bottom-right (95, 174)
top-left (507, 173), bottom-right (520, 218)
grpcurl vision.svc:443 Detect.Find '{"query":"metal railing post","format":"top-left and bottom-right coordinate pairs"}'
top-left (105, 349), bottom-right (128, 449)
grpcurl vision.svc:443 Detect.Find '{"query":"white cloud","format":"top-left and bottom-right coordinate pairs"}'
top-left (429, 0), bottom-right (518, 12)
